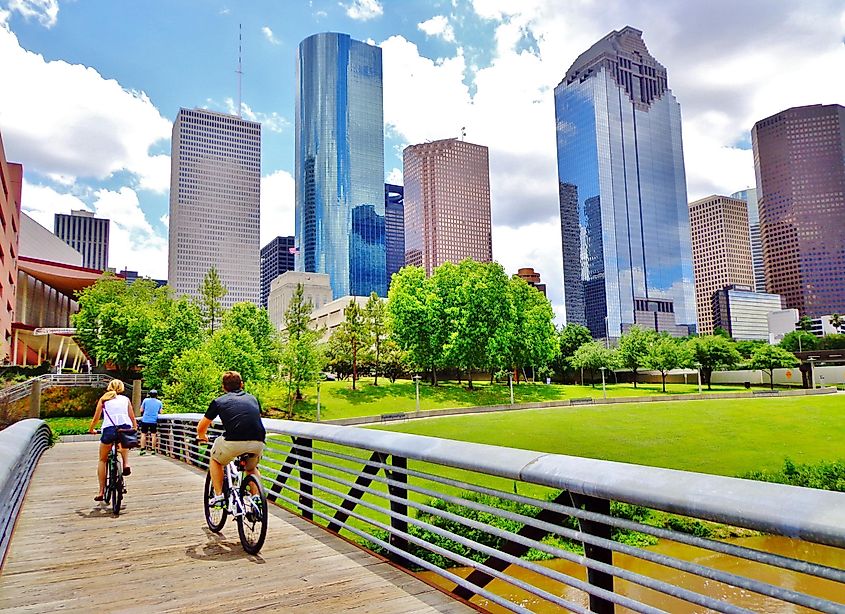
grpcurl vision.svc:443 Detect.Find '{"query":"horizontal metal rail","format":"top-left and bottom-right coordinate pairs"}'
top-left (0, 373), bottom-right (114, 404)
top-left (0, 419), bottom-right (52, 568)
top-left (157, 415), bottom-right (845, 613)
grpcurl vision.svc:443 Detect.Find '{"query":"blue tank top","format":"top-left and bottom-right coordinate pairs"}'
top-left (140, 398), bottom-right (163, 423)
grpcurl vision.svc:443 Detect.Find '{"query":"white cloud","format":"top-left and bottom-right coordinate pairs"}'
top-left (418, 15), bottom-right (456, 43)
top-left (341, 0), bottom-right (382, 21)
top-left (220, 97), bottom-right (290, 133)
top-left (386, 167), bottom-right (402, 185)
top-left (261, 26), bottom-right (279, 45)
top-left (0, 26), bottom-right (171, 192)
top-left (19, 180), bottom-right (89, 229)
top-left (260, 170), bottom-right (295, 246)
top-left (159, 214), bottom-right (169, 228)
top-left (6, 0), bottom-right (58, 28)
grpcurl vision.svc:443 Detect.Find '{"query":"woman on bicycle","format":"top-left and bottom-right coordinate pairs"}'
top-left (88, 379), bottom-right (138, 501)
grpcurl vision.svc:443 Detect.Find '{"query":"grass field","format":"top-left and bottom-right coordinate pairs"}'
top-left (375, 393), bottom-right (845, 476)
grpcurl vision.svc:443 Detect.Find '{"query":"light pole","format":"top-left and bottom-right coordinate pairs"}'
top-left (413, 375), bottom-right (422, 413)
top-left (808, 357), bottom-right (817, 390)
top-left (600, 366), bottom-right (607, 400)
top-left (508, 371), bottom-right (514, 405)
top-left (316, 379), bottom-right (322, 422)
top-left (604, 316), bottom-right (609, 349)
top-left (695, 362), bottom-right (702, 395)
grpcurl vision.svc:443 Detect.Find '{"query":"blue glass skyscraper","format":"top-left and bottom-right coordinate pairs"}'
top-left (555, 27), bottom-right (695, 338)
top-left (295, 32), bottom-right (386, 299)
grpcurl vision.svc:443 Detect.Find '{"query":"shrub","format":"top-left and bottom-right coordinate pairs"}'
top-left (741, 458), bottom-right (845, 492)
top-left (38, 387), bottom-right (104, 418)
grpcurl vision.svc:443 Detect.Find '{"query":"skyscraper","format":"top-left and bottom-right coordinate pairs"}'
top-left (555, 26), bottom-right (695, 338)
top-left (260, 236), bottom-right (295, 308)
top-left (54, 210), bottom-right (109, 271)
top-left (168, 108), bottom-right (261, 308)
top-left (384, 183), bottom-right (404, 286)
top-left (752, 104), bottom-right (845, 317)
top-left (730, 188), bottom-right (765, 293)
top-left (688, 195), bottom-right (756, 335)
top-left (295, 32), bottom-right (386, 299)
top-left (403, 138), bottom-right (492, 276)
top-left (0, 130), bottom-right (21, 360)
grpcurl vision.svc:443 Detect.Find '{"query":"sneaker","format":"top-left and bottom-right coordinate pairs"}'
top-left (139, 450), bottom-right (146, 456)
top-left (209, 493), bottom-right (225, 508)
top-left (123, 466), bottom-right (131, 476)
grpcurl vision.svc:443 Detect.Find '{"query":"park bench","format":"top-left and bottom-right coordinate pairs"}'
top-left (752, 390), bottom-right (780, 396)
top-left (569, 397), bottom-right (594, 405)
top-left (380, 412), bottom-right (407, 421)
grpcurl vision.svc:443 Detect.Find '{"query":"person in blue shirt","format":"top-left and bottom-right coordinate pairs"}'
top-left (138, 390), bottom-right (163, 455)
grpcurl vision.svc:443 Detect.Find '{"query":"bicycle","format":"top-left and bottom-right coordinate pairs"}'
top-left (200, 440), bottom-right (268, 555)
top-left (98, 431), bottom-right (125, 516)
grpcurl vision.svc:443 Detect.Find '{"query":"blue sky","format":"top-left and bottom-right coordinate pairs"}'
top-left (1, 0), bottom-right (844, 319)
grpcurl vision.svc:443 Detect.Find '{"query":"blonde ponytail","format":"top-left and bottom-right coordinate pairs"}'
top-left (100, 379), bottom-right (125, 402)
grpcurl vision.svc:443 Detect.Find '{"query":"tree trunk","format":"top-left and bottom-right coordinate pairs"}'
top-left (373, 341), bottom-right (380, 386)
top-left (703, 366), bottom-right (713, 390)
top-left (352, 342), bottom-right (358, 391)
top-left (632, 368), bottom-right (638, 388)
top-left (769, 369), bottom-right (774, 390)
top-left (661, 372), bottom-right (666, 393)
top-left (467, 369), bottom-right (474, 390)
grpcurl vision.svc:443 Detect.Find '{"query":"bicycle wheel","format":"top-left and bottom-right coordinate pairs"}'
top-left (237, 475), bottom-right (267, 555)
top-left (104, 453), bottom-right (115, 505)
top-left (204, 472), bottom-right (227, 532)
top-left (111, 459), bottom-right (123, 516)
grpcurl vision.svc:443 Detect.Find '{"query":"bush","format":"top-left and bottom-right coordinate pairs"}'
top-left (741, 458), bottom-right (845, 492)
top-left (39, 387), bottom-right (104, 418)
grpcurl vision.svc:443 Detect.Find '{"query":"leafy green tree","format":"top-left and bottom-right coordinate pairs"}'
top-left (336, 299), bottom-right (366, 390)
top-left (819, 334), bottom-right (845, 350)
top-left (162, 346), bottom-right (220, 413)
top-left (830, 313), bottom-right (844, 334)
top-left (387, 266), bottom-right (447, 385)
top-left (645, 335), bottom-right (686, 393)
top-left (206, 328), bottom-right (265, 383)
top-left (686, 335), bottom-right (741, 390)
top-left (223, 302), bottom-right (280, 370)
top-left (779, 330), bottom-right (818, 353)
top-left (569, 341), bottom-right (616, 386)
top-left (325, 329), bottom-right (353, 380)
top-left (198, 266), bottom-right (227, 332)
top-left (508, 277), bottom-right (557, 382)
top-left (712, 326), bottom-right (732, 339)
top-left (735, 339), bottom-right (766, 360)
top-left (365, 292), bottom-right (387, 385)
top-left (141, 297), bottom-right (205, 389)
top-left (279, 284), bottom-right (323, 405)
top-left (556, 323), bottom-right (592, 382)
top-left (797, 315), bottom-right (814, 332)
top-left (617, 326), bottom-right (655, 388)
top-left (380, 339), bottom-right (410, 383)
top-left (750, 344), bottom-right (799, 390)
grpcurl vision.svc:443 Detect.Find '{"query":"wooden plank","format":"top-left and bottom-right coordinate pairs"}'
top-left (0, 442), bottom-right (470, 613)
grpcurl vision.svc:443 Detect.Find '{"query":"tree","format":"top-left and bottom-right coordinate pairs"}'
top-left (557, 324), bottom-right (592, 383)
top-left (617, 326), bottom-right (655, 388)
top-left (162, 346), bottom-right (220, 413)
top-left (686, 335), bottom-right (741, 390)
top-left (223, 302), bottom-right (280, 370)
top-left (336, 299), bottom-right (366, 390)
top-left (735, 339), bottom-right (766, 361)
top-left (797, 315), bottom-right (814, 332)
top-left (830, 313), bottom-right (844, 334)
top-left (750, 344), bottom-right (799, 390)
top-left (279, 284), bottom-right (322, 404)
top-left (507, 277), bottom-right (557, 382)
top-left (645, 335), bottom-right (686, 393)
top-left (779, 330), bottom-right (818, 353)
top-left (206, 328), bottom-right (265, 383)
top-left (380, 339), bottom-right (410, 383)
top-left (365, 292), bottom-right (387, 385)
top-left (713, 326), bottom-right (732, 339)
top-left (569, 341), bottom-right (616, 386)
top-left (141, 297), bottom-right (205, 389)
top-left (198, 266), bottom-right (227, 332)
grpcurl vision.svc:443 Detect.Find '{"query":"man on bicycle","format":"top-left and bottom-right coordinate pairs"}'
top-left (197, 371), bottom-right (265, 506)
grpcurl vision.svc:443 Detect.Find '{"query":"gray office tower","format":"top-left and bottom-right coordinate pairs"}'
top-left (54, 210), bottom-right (109, 270)
top-left (730, 188), bottom-right (765, 293)
top-left (384, 184), bottom-right (404, 286)
top-left (168, 108), bottom-right (261, 307)
top-left (296, 32), bottom-right (386, 298)
top-left (555, 26), bottom-right (695, 338)
top-left (260, 236), bottom-right (295, 308)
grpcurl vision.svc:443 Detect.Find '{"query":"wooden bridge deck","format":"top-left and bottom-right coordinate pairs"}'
top-left (0, 442), bottom-right (471, 613)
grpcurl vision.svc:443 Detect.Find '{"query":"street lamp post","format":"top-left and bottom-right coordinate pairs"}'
top-left (695, 362), bottom-right (702, 395)
top-left (316, 380), bottom-right (322, 422)
top-left (600, 366), bottom-right (607, 400)
top-left (508, 372), bottom-right (514, 405)
top-left (413, 375), bottom-right (422, 413)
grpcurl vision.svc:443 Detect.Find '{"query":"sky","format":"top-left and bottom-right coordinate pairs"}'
top-left (1, 0), bottom-right (844, 320)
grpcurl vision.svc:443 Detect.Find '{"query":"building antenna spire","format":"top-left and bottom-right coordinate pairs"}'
top-left (236, 23), bottom-right (243, 117)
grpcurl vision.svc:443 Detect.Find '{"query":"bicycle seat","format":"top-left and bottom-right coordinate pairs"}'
top-left (235, 453), bottom-right (255, 469)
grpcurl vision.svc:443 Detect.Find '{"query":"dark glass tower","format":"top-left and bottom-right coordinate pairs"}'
top-left (295, 32), bottom-right (386, 298)
top-left (752, 104), bottom-right (845, 317)
top-left (384, 183), bottom-right (404, 286)
top-left (260, 236), bottom-right (295, 308)
top-left (555, 26), bottom-right (695, 338)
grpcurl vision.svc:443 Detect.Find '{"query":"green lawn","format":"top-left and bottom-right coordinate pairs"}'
top-left (294, 377), bottom-right (757, 421)
top-left (374, 394), bottom-right (845, 477)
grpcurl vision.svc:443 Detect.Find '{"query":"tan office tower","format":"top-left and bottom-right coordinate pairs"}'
top-left (168, 108), bottom-right (261, 307)
top-left (403, 138), bottom-right (492, 275)
top-left (688, 195), bottom-right (755, 334)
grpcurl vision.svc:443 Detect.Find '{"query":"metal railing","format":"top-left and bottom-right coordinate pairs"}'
top-left (0, 419), bottom-right (52, 568)
top-left (157, 414), bottom-right (845, 613)
top-left (0, 373), bottom-right (114, 404)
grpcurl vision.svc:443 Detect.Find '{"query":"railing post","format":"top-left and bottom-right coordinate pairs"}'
top-left (27, 380), bottom-right (41, 419)
top-left (571, 493), bottom-right (615, 614)
top-left (387, 455), bottom-right (411, 566)
top-left (296, 437), bottom-right (313, 520)
top-left (132, 380), bottom-right (142, 417)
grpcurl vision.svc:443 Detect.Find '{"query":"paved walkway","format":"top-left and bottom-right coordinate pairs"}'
top-left (0, 442), bottom-right (470, 613)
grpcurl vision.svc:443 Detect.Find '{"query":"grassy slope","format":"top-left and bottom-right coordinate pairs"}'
top-left (374, 394), bottom-right (845, 476)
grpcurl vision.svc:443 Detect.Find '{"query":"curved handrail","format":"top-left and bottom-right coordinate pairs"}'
top-left (0, 419), bottom-right (52, 568)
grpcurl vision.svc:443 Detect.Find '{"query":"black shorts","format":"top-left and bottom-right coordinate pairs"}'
top-left (101, 425), bottom-right (131, 444)
top-left (139, 421), bottom-right (157, 434)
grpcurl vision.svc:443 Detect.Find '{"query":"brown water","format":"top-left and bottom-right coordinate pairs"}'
top-left (418, 536), bottom-right (845, 613)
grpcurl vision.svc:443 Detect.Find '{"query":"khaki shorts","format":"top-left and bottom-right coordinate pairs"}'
top-left (210, 437), bottom-right (264, 470)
